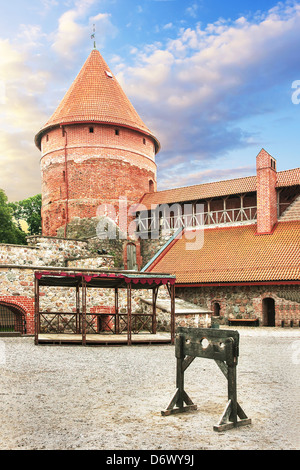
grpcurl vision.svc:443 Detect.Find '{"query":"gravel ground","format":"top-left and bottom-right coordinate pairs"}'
top-left (0, 327), bottom-right (299, 451)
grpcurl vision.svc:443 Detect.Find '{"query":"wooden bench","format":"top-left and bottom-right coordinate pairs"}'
top-left (228, 318), bottom-right (259, 326)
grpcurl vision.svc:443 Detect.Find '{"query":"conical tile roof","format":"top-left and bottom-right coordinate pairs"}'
top-left (35, 49), bottom-right (160, 151)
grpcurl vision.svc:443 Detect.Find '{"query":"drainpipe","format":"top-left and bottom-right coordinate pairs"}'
top-left (62, 126), bottom-right (69, 237)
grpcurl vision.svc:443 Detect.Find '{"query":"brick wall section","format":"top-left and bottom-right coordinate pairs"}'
top-left (0, 296), bottom-right (35, 334)
top-left (0, 267), bottom-right (36, 334)
top-left (256, 148), bottom-right (278, 233)
top-left (41, 123), bottom-right (157, 236)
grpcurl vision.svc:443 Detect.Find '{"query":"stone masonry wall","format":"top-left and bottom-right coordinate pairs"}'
top-left (177, 284), bottom-right (300, 327)
top-left (0, 235), bottom-right (117, 335)
top-left (140, 229), bottom-right (178, 267)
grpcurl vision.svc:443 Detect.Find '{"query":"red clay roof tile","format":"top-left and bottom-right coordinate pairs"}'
top-left (137, 168), bottom-right (300, 210)
top-left (35, 49), bottom-right (160, 151)
top-left (147, 221), bottom-right (300, 284)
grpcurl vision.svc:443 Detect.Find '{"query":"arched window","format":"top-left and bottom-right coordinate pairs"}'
top-left (149, 180), bottom-right (154, 193)
top-left (0, 303), bottom-right (26, 334)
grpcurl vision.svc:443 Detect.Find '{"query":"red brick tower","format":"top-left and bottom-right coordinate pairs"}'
top-left (35, 49), bottom-right (160, 236)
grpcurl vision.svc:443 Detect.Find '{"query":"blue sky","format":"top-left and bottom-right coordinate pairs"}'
top-left (0, 0), bottom-right (300, 200)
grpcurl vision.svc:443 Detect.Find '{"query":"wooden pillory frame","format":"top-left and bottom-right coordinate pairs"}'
top-left (34, 269), bottom-right (176, 346)
top-left (161, 327), bottom-right (252, 432)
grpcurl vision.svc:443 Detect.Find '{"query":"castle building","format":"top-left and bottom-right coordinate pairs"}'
top-left (139, 149), bottom-right (300, 327)
top-left (0, 48), bottom-right (299, 336)
top-left (35, 49), bottom-right (160, 237)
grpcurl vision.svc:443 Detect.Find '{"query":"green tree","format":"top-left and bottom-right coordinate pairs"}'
top-left (0, 189), bottom-right (27, 245)
top-left (9, 194), bottom-right (42, 236)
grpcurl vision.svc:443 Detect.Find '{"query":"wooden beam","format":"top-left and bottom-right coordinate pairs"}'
top-left (82, 277), bottom-right (86, 346)
top-left (115, 288), bottom-right (119, 334)
top-left (127, 282), bottom-right (132, 345)
top-left (34, 276), bottom-right (39, 345)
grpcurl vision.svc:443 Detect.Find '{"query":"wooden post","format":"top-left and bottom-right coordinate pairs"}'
top-left (115, 288), bottom-right (119, 334)
top-left (228, 364), bottom-right (238, 426)
top-left (127, 282), bottom-right (132, 345)
top-left (152, 287), bottom-right (158, 334)
top-left (161, 332), bottom-right (197, 416)
top-left (176, 335), bottom-right (184, 410)
top-left (34, 276), bottom-right (39, 345)
top-left (171, 283), bottom-right (175, 344)
top-left (82, 277), bottom-right (87, 346)
top-left (76, 282), bottom-right (80, 334)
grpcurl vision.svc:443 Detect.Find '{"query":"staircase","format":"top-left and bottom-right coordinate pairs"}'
top-left (279, 195), bottom-right (300, 222)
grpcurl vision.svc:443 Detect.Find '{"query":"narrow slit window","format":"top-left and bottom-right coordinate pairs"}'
top-left (149, 180), bottom-right (154, 193)
top-left (115, 129), bottom-right (119, 136)
top-left (143, 138), bottom-right (146, 145)
top-left (89, 127), bottom-right (94, 133)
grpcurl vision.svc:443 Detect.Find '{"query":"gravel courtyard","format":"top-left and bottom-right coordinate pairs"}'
top-left (0, 327), bottom-right (299, 450)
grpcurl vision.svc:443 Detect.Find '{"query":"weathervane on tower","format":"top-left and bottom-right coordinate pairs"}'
top-left (91, 24), bottom-right (96, 49)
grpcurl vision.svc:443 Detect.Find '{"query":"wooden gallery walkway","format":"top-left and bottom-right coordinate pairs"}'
top-left (34, 269), bottom-right (176, 346)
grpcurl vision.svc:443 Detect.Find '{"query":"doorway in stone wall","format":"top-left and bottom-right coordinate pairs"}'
top-left (262, 298), bottom-right (275, 326)
top-left (127, 243), bottom-right (137, 271)
top-left (0, 303), bottom-right (27, 334)
top-left (213, 302), bottom-right (221, 316)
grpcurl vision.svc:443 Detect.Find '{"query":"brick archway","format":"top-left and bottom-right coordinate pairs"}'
top-left (0, 302), bottom-right (27, 334)
top-left (0, 296), bottom-right (34, 334)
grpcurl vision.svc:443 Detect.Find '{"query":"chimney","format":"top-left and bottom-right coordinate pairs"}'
top-left (256, 148), bottom-right (277, 234)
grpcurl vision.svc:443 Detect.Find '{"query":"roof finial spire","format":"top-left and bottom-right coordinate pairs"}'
top-left (91, 23), bottom-right (96, 49)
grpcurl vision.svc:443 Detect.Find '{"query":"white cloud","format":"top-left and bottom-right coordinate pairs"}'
top-left (185, 3), bottom-right (198, 19)
top-left (115, 2), bottom-right (300, 188)
top-left (51, 0), bottom-right (117, 60)
top-left (0, 38), bottom-right (48, 199)
top-left (0, 0), bottom-right (120, 200)
top-left (51, 8), bottom-right (87, 58)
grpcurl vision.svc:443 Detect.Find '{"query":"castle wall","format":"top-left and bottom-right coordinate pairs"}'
top-left (177, 284), bottom-right (300, 327)
top-left (0, 236), bottom-right (115, 334)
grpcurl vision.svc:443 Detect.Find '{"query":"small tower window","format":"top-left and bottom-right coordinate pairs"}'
top-left (149, 180), bottom-right (154, 193)
top-left (143, 138), bottom-right (146, 145)
top-left (46, 134), bottom-right (49, 142)
top-left (115, 129), bottom-right (119, 136)
top-left (89, 127), bottom-right (94, 133)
